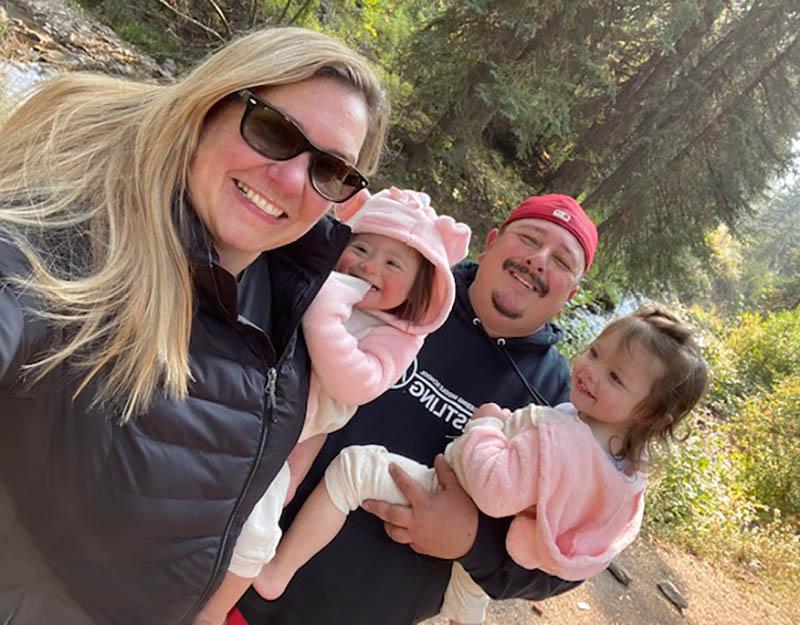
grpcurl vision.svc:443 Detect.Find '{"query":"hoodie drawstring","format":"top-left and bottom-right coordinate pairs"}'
top-left (471, 316), bottom-right (552, 407)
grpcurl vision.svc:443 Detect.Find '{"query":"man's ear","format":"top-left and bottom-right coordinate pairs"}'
top-left (567, 286), bottom-right (579, 302)
top-left (477, 227), bottom-right (500, 260)
top-left (554, 286), bottom-right (580, 316)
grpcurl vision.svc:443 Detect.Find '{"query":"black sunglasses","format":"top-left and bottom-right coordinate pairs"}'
top-left (237, 89), bottom-right (368, 203)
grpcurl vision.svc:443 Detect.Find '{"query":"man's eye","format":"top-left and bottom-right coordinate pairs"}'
top-left (521, 234), bottom-right (540, 247)
top-left (588, 347), bottom-right (598, 358)
top-left (555, 256), bottom-right (572, 271)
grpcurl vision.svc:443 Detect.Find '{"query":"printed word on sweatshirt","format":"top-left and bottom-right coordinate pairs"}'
top-left (392, 358), bottom-right (476, 431)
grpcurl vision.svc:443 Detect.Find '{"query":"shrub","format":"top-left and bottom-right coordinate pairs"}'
top-left (729, 374), bottom-right (800, 524)
top-left (684, 305), bottom-right (743, 416)
top-left (644, 418), bottom-right (800, 582)
top-left (724, 307), bottom-right (800, 395)
top-left (646, 420), bottom-right (756, 540)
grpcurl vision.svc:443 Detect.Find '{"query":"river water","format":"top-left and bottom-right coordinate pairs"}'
top-left (1, 59), bottom-right (50, 115)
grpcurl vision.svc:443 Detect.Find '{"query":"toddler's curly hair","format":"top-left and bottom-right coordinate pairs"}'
top-left (598, 303), bottom-right (708, 467)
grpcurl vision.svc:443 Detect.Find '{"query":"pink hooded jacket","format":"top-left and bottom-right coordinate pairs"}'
top-left (300, 188), bottom-right (471, 438)
top-left (446, 403), bottom-right (646, 581)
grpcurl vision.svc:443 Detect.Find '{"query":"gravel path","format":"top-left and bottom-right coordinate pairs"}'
top-left (422, 538), bottom-right (796, 625)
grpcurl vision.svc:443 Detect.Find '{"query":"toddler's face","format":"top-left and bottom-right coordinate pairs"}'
top-left (336, 233), bottom-right (422, 312)
top-left (570, 330), bottom-right (665, 428)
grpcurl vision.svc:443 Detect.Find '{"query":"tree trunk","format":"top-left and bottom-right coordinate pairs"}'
top-left (545, 1), bottom-right (720, 194)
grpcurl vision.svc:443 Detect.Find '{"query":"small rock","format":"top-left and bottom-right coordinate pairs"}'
top-left (577, 601), bottom-right (591, 611)
top-left (657, 579), bottom-right (689, 613)
top-left (607, 560), bottom-right (633, 585)
top-left (747, 559), bottom-right (765, 573)
top-left (530, 602), bottom-right (543, 616)
top-left (162, 58), bottom-right (177, 75)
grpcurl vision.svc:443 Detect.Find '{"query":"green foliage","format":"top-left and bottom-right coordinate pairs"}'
top-left (684, 305), bottom-right (744, 415)
top-left (725, 307), bottom-right (800, 395)
top-left (646, 422), bottom-right (757, 542)
top-left (71, 2), bottom-right (800, 298)
top-left (115, 21), bottom-right (178, 62)
top-left (557, 292), bottom-right (605, 360)
top-left (556, 284), bottom-right (628, 358)
top-left (731, 375), bottom-right (800, 523)
top-left (73, 0), bottom-right (181, 63)
top-left (674, 179), bottom-right (800, 315)
top-left (644, 303), bottom-right (800, 584)
top-left (645, 412), bottom-right (800, 582)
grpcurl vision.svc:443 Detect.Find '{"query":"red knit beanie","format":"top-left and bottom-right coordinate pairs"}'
top-left (501, 194), bottom-right (598, 271)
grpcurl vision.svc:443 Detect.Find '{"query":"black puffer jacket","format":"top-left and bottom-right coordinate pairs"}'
top-left (0, 214), bottom-right (349, 625)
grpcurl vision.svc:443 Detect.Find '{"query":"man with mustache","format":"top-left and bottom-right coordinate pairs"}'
top-left (237, 194), bottom-right (598, 625)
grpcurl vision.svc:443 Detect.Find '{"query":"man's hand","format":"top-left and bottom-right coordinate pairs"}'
top-left (471, 402), bottom-right (511, 421)
top-left (362, 454), bottom-right (478, 560)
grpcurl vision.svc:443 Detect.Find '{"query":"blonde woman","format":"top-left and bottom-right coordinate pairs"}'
top-left (0, 27), bottom-right (387, 625)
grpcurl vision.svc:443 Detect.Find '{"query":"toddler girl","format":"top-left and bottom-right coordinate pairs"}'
top-left (192, 187), bottom-right (470, 625)
top-left (256, 304), bottom-right (708, 624)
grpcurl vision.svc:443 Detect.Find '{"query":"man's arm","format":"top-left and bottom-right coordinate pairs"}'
top-left (362, 455), bottom-right (582, 601)
top-left (457, 512), bottom-right (581, 600)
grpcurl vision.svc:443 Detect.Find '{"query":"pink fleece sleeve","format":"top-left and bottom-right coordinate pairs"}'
top-left (302, 274), bottom-right (424, 406)
top-left (505, 418), bottom-right (646, 580)
top-left (451, 417), bottom-right (540, 518)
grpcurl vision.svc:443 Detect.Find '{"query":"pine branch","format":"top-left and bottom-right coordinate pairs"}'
top-left (154, 0), bottom-right (225, 42)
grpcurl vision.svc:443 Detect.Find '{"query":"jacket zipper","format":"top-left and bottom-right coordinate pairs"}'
top-left (266, 367), bottom-right (277, 407)
top-left (185, 218), bottom-right (349, 621)
top-left (184, 363), bottom-right (278, 623)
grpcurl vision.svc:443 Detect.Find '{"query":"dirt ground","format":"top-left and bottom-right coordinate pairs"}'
top-left (423, 537), bottom-right (798, 625)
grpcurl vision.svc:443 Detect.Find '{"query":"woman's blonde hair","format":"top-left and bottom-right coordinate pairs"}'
top-left (0, 27), bottom-right (388, 423)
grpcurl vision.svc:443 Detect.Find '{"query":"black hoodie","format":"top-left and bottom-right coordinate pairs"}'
top-left (239, 261), bottom-right (579, 625)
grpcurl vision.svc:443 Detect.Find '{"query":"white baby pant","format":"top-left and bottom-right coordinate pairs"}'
top-left (325, 444), bottom-right (490, 624)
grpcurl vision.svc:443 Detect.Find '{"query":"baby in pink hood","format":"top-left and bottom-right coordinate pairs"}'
top-left (193, 188), bottom-right (470, 625)
top-left (253, 304), bottom-right (707, 625)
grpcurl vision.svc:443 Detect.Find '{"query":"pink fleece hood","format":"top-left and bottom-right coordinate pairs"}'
top-left (335, 187), bottom-right (471, 334)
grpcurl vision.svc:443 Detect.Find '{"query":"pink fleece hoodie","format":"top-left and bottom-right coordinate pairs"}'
top-left (446, 403), bottom-right (646, 581)
top-left (300, 188), bottom-right (471, 438)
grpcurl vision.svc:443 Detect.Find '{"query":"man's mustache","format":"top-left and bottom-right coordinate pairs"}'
top-left (503, 260), bottom-right (549, 296)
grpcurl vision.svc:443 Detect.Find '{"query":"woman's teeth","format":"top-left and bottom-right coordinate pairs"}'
top-left (236, 181), bottom-right (284, 218)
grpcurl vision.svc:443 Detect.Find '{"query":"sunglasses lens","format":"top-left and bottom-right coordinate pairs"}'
top-left (239, 91), bottom-right (367, 203)
top-left (311, 154), bottom-right (365, 202)
top-left (241, 106), bottom-right (304, 160)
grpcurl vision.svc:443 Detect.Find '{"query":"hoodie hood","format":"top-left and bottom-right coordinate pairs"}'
top-left (335, 187), bottom-right (471, 335)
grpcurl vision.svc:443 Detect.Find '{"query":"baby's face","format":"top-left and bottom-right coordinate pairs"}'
top-left (570, 330), bottom-right (665, 428)
top-left (336, 233), bottom-right (422, 312)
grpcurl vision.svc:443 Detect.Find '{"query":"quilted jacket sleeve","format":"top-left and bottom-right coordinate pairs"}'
top-left (0, 280), bottom-right (26, 388)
